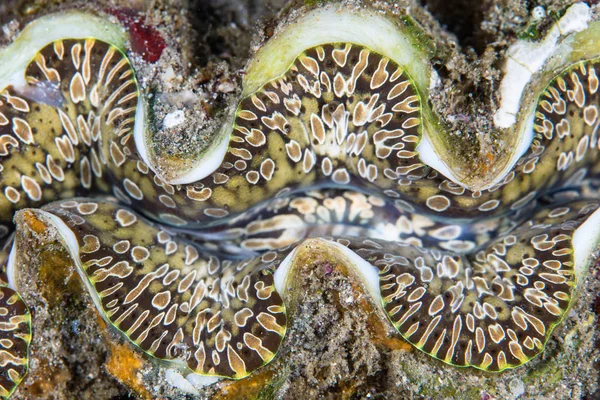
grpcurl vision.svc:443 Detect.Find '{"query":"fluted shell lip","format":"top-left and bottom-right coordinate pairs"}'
top-left (5, 241), bottom-right (17, 292)
top-left (573, 205), bottom-right (600, 285)
top-left (0, 4), bottom-right (599, 393)
top-left (273, 238), bottom-right (381, 306)
top-left (157, 3), bottom-right (600, 193)
top-left (494, 2), bottom-right (593, 130)
top-left (133, 93), bottom-right (155, 176)
top-left (16, 201), bottom-right (288, 380)
top-left (164, 4), bottom-right (461, 187)
top-left (486, 3), bottom-right (598, 193)
top-left (17, 207), bottom-right (196, 373)
top-left (0, 10), bottom-right (127, 91)
top-left (455, 3), bottom-right (600, 192)
top-left (243, 5), bottom-right (433, 98)
top-left (165, 116), bottom-right (233, 185)
top-left (4, 4), bottom-right (594, 196)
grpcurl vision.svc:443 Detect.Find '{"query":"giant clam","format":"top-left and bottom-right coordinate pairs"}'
top-left (0, 1), bottom-right (599, 398)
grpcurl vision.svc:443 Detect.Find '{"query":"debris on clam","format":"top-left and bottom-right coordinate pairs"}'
top-left (0, 0), bottom-right (598, 399)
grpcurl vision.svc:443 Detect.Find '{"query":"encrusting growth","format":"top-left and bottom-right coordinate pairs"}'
top-left (34, 199), bottom-right (286, 379)
top-left (0, 4), bottom-right (599, 398)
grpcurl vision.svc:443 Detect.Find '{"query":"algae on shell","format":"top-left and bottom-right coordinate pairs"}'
top-left (0, 0), bottom-right (598, 399)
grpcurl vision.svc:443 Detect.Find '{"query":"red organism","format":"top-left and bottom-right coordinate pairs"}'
top-left (106, 7), bottom-right (166, 63)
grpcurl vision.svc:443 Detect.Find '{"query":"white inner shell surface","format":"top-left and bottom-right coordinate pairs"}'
top-left (272, 241), bottom-right (381, 305)
top-left (494, 3), bottom-right (592, 129)
top-left (489, 3), bottom-right (595, 191)
top-left (573, 206), bottom-right (600, 284)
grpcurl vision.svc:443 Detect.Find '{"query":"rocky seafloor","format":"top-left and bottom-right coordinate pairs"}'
top-left (0, 0), bottom-right (599, 399)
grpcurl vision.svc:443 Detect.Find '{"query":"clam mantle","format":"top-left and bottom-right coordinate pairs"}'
top-left (0, 2), bottom-right (599, 399)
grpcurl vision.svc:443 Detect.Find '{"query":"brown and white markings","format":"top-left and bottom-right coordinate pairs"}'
top-left (15, 40), bottom-right (594, 231)
top-left (0, 286), bottom-right (30, 399)
top-left (186, 189), bottom-right (509, 255)
top-left (339, 199), bottom-right (599, 371)
top-left (0, 238), bottom-right (33, 399)
top-left (34, 199), bottom-right (287, 379)
top-left (108, 45), bottom-right (600, 227)
top-left (0, 38), bottom-right (138, 226)
top-left (0, 33), bottom-right (599, 396)
top-left (32, 195), bottom-right (599, 375)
